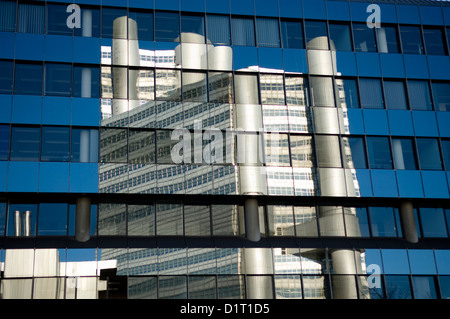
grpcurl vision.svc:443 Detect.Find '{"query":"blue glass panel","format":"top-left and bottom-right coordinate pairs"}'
top-left (255, 0), bottom-right (279, 17)
top-left (283, 49), bottom-right (307, 73)
top-left (232, 46), bottom-right (258, 70)
top-left (397, 5), bottom-right (420, 24)
top-left (400, 26), bottom-right (424, 54)
top-left (206, 15), bottom-right (230, 45)
top-left (442, 140), bottom-right (450, 169)
top-left (305, 21), bottom-right (328, 49)
top-left (408, 80), bottom-right (432, 111)
top-left (0, 161), bottom-right (7, 192)
top-left (129, 0), bottom-right (154, 9)
top-left (419, 208), bottom-right (448, 238)
top-left (0, 95), bottom-right (11, 124)
top-left (205, 0), bottom-right (230, 14)
top-left (432, 82), bottom-right (450, 111)
top-left (423, 28), bottom-right (446, 56)
top-left (46, 3), bottom-right (73, 36)
top-left (417, 138), bottom-right (442, 170)
top-left (385, 276), bottom-right (412, 299)
top-left (0, 125), bottom-right (9, 161)
top-left (258, 48), bottom-right (283, 70)
top-left (155, 12), bottom-right (180, 42)
top-left (396, 170), bottom-right (423, 198)
top-left (0, 60), bottom-right (13, 94)
top-left (72, 98), bottom-right (101, 126)
top-left (377, 26), bottom-right (400, 54)
top-left (353, 23), bottom-right (376, 53)
top-left (44, 35), bottom-right (73, 63)
top-left (14, 63), bottom-right (43, 96)
top-left (356, 53), bottom-right (381, 77)
top-left (326, 1), bottom-right (350, 21)
top-left (349, 2), bottom-right (372, 22)
top-left (16, 33), bottom-right (45, 61)
top-left (45, 63), bottom-right (72, 97)
top-left (408, 249), bottom-right (437, 275)
top-left (73, 7), bottom-right (100, 37)
top-left (279, 0), bottom-right (301, 18)
top-left (412, 276), bottom-right (437, 299)
top-left (379, 4), bottom-right (398, 23)
top-left (7, 162), bottom-right (39, 192)
top-left (256, 18), bottom-right (280, 48)
top-left (10, 126), bottom-right (40, 161)
top-left (379, 54), bottom-right (405, 78)
top-left (384, 80), bottom-right (407, 109)
top-left (38, 203), bottom-right (68, 235)
top-left (0, 1), bottom-right (16, 32)
top-left (435, 250), bottom-right (450, 275)
top-left (346, 137), bottom-right (366, 168)
top-left (181, 14), bottom-right (205, 42)
top-left (427, 56), bottom-right (450, 80)
top-left (73, 66), bottom-right (100, 99)
top-left (39, 162), bottom-right (69, 193)
top-left (69, 163), bottom-right (99, 193)
top-left (392, 138), bottom-right (416, 170)
top-left (42, 97), bottom-right (70, 125)
top-left (303, 0), bottom-right (326, 19)
top-left (421, 171), bottom-right (449, 198)
top-left (369, 207), bottom-right (398, 237)
top-left (11, 95), bottom-right (42, 124)
top-left (0, 33), bottom-right (15, 59)
top-left (18, 3), bottom-right (44, 33)
top-left (329, 23), bottom-right (352, 51)
top-left (371, 170), bottom-right (398, 197)
top-left (7, 203), bottom-right (37, 236)
top-left (181, 0), bottom-right (204, 12)
top-left (388, 110), bottom-right (413, 136)
top-left (231, 17), bottom-right (255, 46)
top-left (403, 55), bottom-right (429, 79)
top-left (230, 0), bottom-right (254, 15)
top-left (444, 7), bottom-right (450, 25)
top-left (0, 202), bottom-right (6, 234)
top-left (363, 110), bottom-right (389, 135)
top-left (71, 128), bottom-right (99, 163)
top-left (41, 126), bottom-right (70, 162)
top-left (335, 51), bottom-right (357, 76)
top-left (73, 37), bottom-right (101, 63)
top-left (101, 7), bottom-right (127, 39)
top-left (345, 108), bottom-right (364, 134)
top-left (382, 249), bottom-right (410, 274)
top-left (440, 276), bottom-right (450, 298)
top-left (281, 20), bottom-right (303, 49)
top-left (420, 6), bottom-right (444, 26)
top-left (412, 111), bottom-right (438, 137)
top-left (129, 11), bottom-right (154, 41)
top-left (354, 169), bottom-right (373, 197)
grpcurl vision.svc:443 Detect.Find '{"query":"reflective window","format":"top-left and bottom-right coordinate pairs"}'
top-left (181, 14), bottom-right (205, 42)
top-left (73, 66), bottom-right (100, 98)
top-left (7, 203), bottom-right (37, 236)
top-left (315, 135), bottom-right (341, 168)
top-left (400, 26), bottom-right (424, 54)
top-left (206, 15), bottom-right (231, 45)
top-left (392, 138), bottom-right (417, 170)
top-left (280, 20), bottom-right (304, 49)
top-left (18, 3), bottom-right (44, 34)
top-left (10, 127), bottom-right (40, 161)
top-left (128, 129), bottom-right (156, 164)
top-left (128, 204), bottom-right (155, 236)
top-left (359, 78), bottom-right (384, 109)
top-left (156, 130), bottom-right (175, 164)
top-left (73, 8), bottom-right (100, 38)
top-left (101, 7), bottom-right (127, 39)
top-left (0, 1), bottom-right (16, 32)
top-left (419, 208), bottom-right (448, 238)
top-left (305, 21), bottom-right (328, 50)
top-left (41, 126), bottom-right (70, 162)
top-left (335, 78), bottom-right (359, 108)
top-left (264, 133), bottom-right (290, 166)
top-left (129, 11), bottom-right (154, 41)
top-left (384, 81), bottom-right (407, 110)
top-left (0, 125), bottom-right (9, 160)
top-left (432, 82), bottom-right (450, 112)
top-left (408, 80), bottom-right (432, 111)
top-left (353, 207), bottom-right (370, 237)
top-left (260, 74), bottom-right (285, 105)
top-left (369, 207), bottom-right (398, 237)
top-left (440, 276), bottom-right (450, 299)
top-left (44, 63), bottom-right (72, 97)
top-left (423, 28), bottom-right (446, 56)
top-left (285, 76), bottom-right (309, 106)
top-left (412, 276), bottom-right (437, 299)
top-left (208, 72), bottom-right (234, 103)
top-left (342, 137), bottom-right (367, 169)
top-left (184, 205), bottom-right (211, 236)
top-left (14, 63), bottom-right (43, 96)
top-left (310, 76), bottom-right (335, 107)
top-left (46, 3), bottom-right (72, 36)
top-left (231, 17), bottom-right (255, 46)
top-left (329, 23), bottom-right (352, 51)
top-left (385, 276), bottom-right (412, 299)
top-left (71, 128), bottom-right (99, 163)
top-left (155, 12), bottom-right (180, 42)
top-left (376, 26), bottom-right (400, 53)
top-left (98, 203), bottom-right (126, 236)
top-left (38, 203), bottom-right (68, 236)
top-left (318, 206), bottom-right (345, 236)
top-left (256, 18), bottom-right (280, 48)
top-left (155, 69), bottom-right (181, 101)
top-left (211, 205), bottom-right (240, 236)
top-left (352, 23), bottom-right (376, 52)
top-left (156, 202), bottom-right (183, 235)
top-left (0, 60), bottom-right (13, 94)
top-left (441, 140), bottom-right (450, 170)
top-left (290, 136), bottom-right (314, 168)
top-left (416, 138), bottom-right (442, 170)
top-left (100, 128), bottom-right (128, 163)
top-left (367, 137), bottom-right (392, 169)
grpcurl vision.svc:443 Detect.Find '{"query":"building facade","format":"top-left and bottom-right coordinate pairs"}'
top-left (0, 0), bottom-right (449, 299)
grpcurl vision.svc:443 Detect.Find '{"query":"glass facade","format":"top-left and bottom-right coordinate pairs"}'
top-left (0, 0), bottom-right (449, 301)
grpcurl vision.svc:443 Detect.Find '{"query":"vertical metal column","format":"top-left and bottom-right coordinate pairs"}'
top-left (75, 196), bottom-right (92, 242)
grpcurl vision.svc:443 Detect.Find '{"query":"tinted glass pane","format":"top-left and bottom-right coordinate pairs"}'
top-left (408, 80), bottom-right (432, 111)
top-left (305, 21), bottom-right (328, 49)
top-left (256, 18), bottom-right (280, 48)
top-left (367, 137), bottom-right (392, 169)
top-left (419, 208), bottom-right (448, 238)
top-left (384, 81), bottom-right (407, 110)
top-left (376, 26), bottom-right (399, 53)
top-left (181, 15), bottom-right (205, 42)
top-left (416, 138), bottom-right (442, 170)
top-left (280, 20), bottom-right (303, 49)
top-left (129, 11), bottom-right (154, 41)
top-left (41, 126), bottom-right (70, 162)
top-left (10, 127), bottom-right (40, 161)
top-left (73, 66), bottom-right (100, 98)
top-left (423, 28), bottom-right (446, 56)
top-left (412, 276), bottom-right (437, 299)
top-left (0, 60), bottom-right (13, 94)
top-left (156, 202), bottom-right (183, 235)
top-left (442, 140), bottom-right (450, 170)
top-left (73, 8), bottom-right (100, 37)
top-left (71, 129), bottom-right (99, 163)
top-left (45, 63), bottom-right (72, 97)
top-left (353, 23), bottom-right (376, 52)
top-left (18, 3), bottom-right (44, 34)
top-left (315, 135), bottom-right (341, 167)
top-left (369, 207), bottom-right (398, 237)
top-left (155, 12), bottom-right (180, 42)
top-left (329, 24), bottom-right (352, 51)
top-left (98, 203), bottom-right (126, 236)
top-left (440, 276), bottom-right (450, 298)
top-left (100, 128), bottom-right (128, 163)
top-left (206, 15), bottom-right (230, 45)
top-left (400, 26), bottom-right (424, 54)
top-left (101, 8), bottom-right (127, 39)
top-left (14, 63), bottom-right (43, 95)
top-left (359, 78), bottom-right (384, 109)
top-left (46, 4), bottom-right (72, 36)
top-left (0, 125), bottom-right (9, 160)
top-left (392, 138), bottom-right (416, 170)
top-left (0, 1), bottom-right (16, 32)
top-left (385, 276), bottom-right (412, 299)
top-left (432, 82), bottom-right (450, 112)
top-left (343, 137), bottom-right (367, 169)
top-left (128, 129), bottom-right (156, 164)
top-left (231, 17), bottom-right (255, 46)
top-left (290, 136), bottom-right (314, 167)
top-left (336, 78), bottom-right (359, 108)
top-left (38, 203), bottom-right (68, 236)
top-left (354, 207), bottom-right (370, 237)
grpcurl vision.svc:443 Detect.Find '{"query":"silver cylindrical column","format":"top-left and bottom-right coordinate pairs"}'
top-left (244, 248), bottom-right (274, 299)
top-left (244, 198), bottom-right (260, 242)
top-left (23, 210), bottom-right (31, 237)
top-left (400, 200), bottom-right (419, 243)
top-left (75, 196), bottom-right (92, 242)
top-left (330, 249), bottom-right (359, 299)
top-left (14, 211), bottom-right (21, 237)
